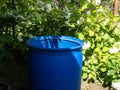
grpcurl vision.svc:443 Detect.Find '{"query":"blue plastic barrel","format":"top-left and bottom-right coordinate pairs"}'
top-left (27, 36), bottom-right (83, 90)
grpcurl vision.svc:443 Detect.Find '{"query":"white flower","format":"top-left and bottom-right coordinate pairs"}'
top-left (86, 11), bottom-right (91, 16)
top-left (109, 47), bottom-right (119, 54)
top-left (97, 8), bottom-right (103, 12)
top-left (77, 20), bottom-right (80, 25)
top-left (65, 21), bottom-right (69, 25)
top-left (87, 0), bottom-right (91, 3)
top-left (77, 17), bottom-right (85, 25)
top-left (17, 36), bottom-right (23, 42)
top-left (103, 34), bottom-right (109, 40)
top-left (46, 4), bottom-right (52, 13)
top-left (80, 17), bottom-right (85, 22)
top-left (95, 0), bottom-right (101, 5)
top-left (114, 28), bottom-right (119, 35)
top-left (82, 42), bottom-right (91, 50)
top-left (82, 55), bottom-right (85, 61)
top-left (112, 82), bottom-right (120, 90)
top-left (114, 42), bottom-right (120, 45)
top-left (109, 38), bottom-right (115, 43)
top-left (103, 18), bottom-right (110, 25)
top-left (65, 13), bottom-right (71, 19)
top-left (114, 42), bottom-right (120, 50)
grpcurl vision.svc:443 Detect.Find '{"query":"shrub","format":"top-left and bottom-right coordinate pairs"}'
top-left (78, 4), bottom-right (120, 86)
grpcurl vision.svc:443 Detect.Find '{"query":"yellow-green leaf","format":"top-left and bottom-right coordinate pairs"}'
top-left (101, 68), bottom-right (106, 72)
top-left (102, 47), bottom-right (109, 52)
top-left (82, 73), bottom-right (88, 79)
top-left (94, 48), bottom-right (101, 52)
top-left (89, 30), bottom-right (94, 36)
top-left (89, 73), bottom-right (93, 79)
top-left (82, 67), bottom-right (88, 71)
top-left (78, 4), bottom-right (88, 12)
top-left (78, 33), bottom-right (84, 40)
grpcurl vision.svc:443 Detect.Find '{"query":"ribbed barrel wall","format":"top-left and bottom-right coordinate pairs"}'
top-left (27, 36), bottom-right (83, 90)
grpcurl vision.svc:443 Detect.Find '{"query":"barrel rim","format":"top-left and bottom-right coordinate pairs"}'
top-left (26, 36), bottom-right (83, 51)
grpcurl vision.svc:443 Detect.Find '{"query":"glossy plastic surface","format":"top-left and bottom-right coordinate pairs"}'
top-left (27, 36), bottom-right (83, 90)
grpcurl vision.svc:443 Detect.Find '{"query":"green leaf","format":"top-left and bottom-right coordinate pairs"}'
top-left (91, 72), bottom-right (96, 80)
top-left (33, 12), bottom-right (42, 21)
top-left (79, 0), bottom-right (86, 4)
top-left (87, 16), bottom-right (95, 23)
top-left (108, 70), bottom-right (116, 76)
top-left (0, 0), bottom-right (7, 7)
top-left (28, 5), bottom-right (35, 11)
top-left (82, 73), bottom-right (88, 79)
top-left (69, 24), bottom-right (75, 28)
top-left (67, 2), bottom-right (75, 8)
top-left (82, 67), bottom-right (88, 71)
top-left (97, 43), bottom-right (103, 48)
top-left (91, 39), bottom-right (95, 48)
top-left (88, 73), bottom-right (93, 79)
top-left (102, 47), bottom-right (109, 52)
top-left (78, 4), bottom-right (88, 12)
top-left (78, 33), bottom-right (84, 40)
top-left (41, 0), bottom-right (50, 2)
top-left (94, 48), bottom-right (101, 52)
top-left (101, 68), bottom-right (106, 72)
top-left (89, 30), bottom-right (94, 36)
